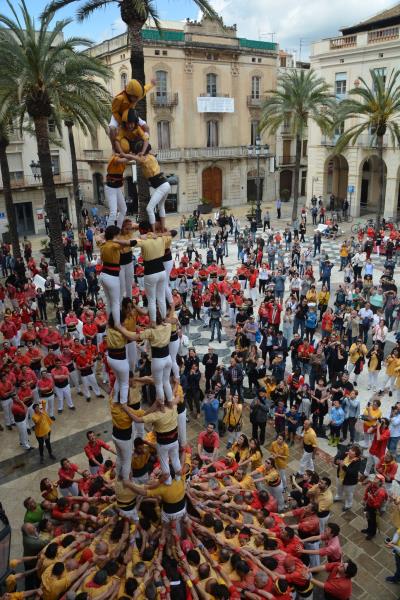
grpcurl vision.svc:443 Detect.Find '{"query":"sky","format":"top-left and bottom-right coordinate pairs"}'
top-left (1, 0), bottom-right (398, 58)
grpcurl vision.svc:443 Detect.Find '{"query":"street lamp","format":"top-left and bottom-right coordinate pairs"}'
top-left (247, 135), bottom-right (270, 227)
top-left (29, 160), bottom-right (41, 181)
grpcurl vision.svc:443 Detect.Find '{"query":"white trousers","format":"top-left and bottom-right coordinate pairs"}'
top-left (178, 410), bottom-right (187, 446)
top-left (55, 385), bottom-right (74, 410)
top-left (364, 453), bottom-right (379, 476)
top-left (120, 262), bottom-right (134, 299)
top-left (268, 482), bottom-right (285, 512)
top-left (169, 338), bottom-right (180, 379)
top-left (382, 374), bottom-right (396, 392)
top-left (112, 434), bottom-right (133, 480)
top-left (368, 371), bottom-right (379, 390)
top-left (105, 185), bottom-right (127, 228)
top-left (2, 398), bottom-right (15, 426)
top-left (144, 271), bottom-right (167, 323)
top-left (69, 369), bottom-right (81, 392)
top-left (278, 468), bottom-right (287, 490)
top-left (335, 479), bottom-right (356, 509)
top-left (319, 513), bottom-right (330, 533)
top-left (108, 355), bottom-right (129, 404)
top-left (250, 287), bottom-right (258, 302)
top-left (298, 450), bottom-right (314, 474)
top-left (133, 421), bottom-right (145, 440)
top-left (99, 272), bottom-right (121, 326)
top-left (16, 418), bottom-right (30, 449)
top-left (81, 373), bottom-right (101, 398)
top-left (305, 541), bottom-right (320, 568)
top-left (146, 182), bottom-right (171, 225)
top-left (41, 395), bottom-right (55, 419)
top-left (152, 355), bottom-right (173, 402)
top-left (163, 259), bottom-right (173, 305)
top-left (157, 439), bottom-right (181, 485)
top-left (127, 341), bottom-right (137, 373)
top-left (229, 307), bottom-right (236, 326)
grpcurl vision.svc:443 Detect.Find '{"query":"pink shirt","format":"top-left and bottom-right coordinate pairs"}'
top-left (319, 533), bottom-right (342, 562)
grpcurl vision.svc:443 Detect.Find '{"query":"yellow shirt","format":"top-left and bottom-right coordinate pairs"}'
top-left (107, 155), bottom-right (126, 176)
top-left (147, 477), bottom-right (185, 507)
top-left (223, 402), bottom-right (243, 427)
top-left (317, 291), bottom-right (330, 305)
top-left (139, 154), bottom-right (161, 179)
top-left (340, 245), bottom-right (349, 257)
top-left (110, 397), bottom-right (132, 430)
top-left (303, 427), bottom-right (318, 449)
top-left (368, 353), bottom-right (379, 372)
top-left (100, 240), bottom-right (121, 266)
top-left (349, 343), bottom-right (368, 364)
top-left (106, 327), bottom-right (126, 350)
top-left (119, 232), bottom-right (136, 257)
top-left (387, 356), bottom-right (400, 377)
top-left (237, 474), bottom-right (255, 490)
top-left (256, 465), bottom-right (281, 486)
top-left (231, 442), bottom-right (250, 463)
top-left (270, 440), bottom-right (289, 469)
top-left (115, 480), bottom-right (136, 510)
top-left (306, 290), bottom-right (317, 303)
top-left (250, 450), bottom-right (262, 469)
top-left (123, 313), bottom-right (137, 331)
top-left (308, 484), bottom-right (333, 512)
top-left (32, 410), bottom-right (52, 437)
top-left (139, 323), bottom-right (172, 348)
top-left (111, 83), bottom-right (154, 124)
top-left (141, 405), bottom-right (178, 433)
top-left (136, 235), bottom-right (171, 262)
top-left (41, 566), bottom-right (72, 600)
top-left (117, 123), bottom-right (148, 144)
top-left (132, 446), bottom-right (152, 472)
top-left (362, 406), bottom-right (382, 428)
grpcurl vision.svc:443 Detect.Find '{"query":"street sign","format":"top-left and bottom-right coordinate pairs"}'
top-left (347, 185), bottom-right (355, 194)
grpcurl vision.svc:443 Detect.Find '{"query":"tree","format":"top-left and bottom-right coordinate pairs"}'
top-left (44, 0), bottom-right (220, 220)
top-left (0, 0), bottom-right (110, 275)
top-left (0, 116), bottom-right (22, 258)
top-left (260, 69), bottom-right (334, 221)
top-left (335, 68), bottom-right (400, 226)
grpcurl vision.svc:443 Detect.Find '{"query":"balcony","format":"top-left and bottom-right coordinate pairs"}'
top-left (156, 146), bottom-right (250, 162)
top-left (368, 26), bottom-right (399, 44)
top-left (0, 169), bottom-right (90, 190)
top-left (321, 135), bottom-right (339, 146)
top-left (150, 93), bottom-right (179, 109)
top-left (329, 35), bottom-right (357, 50)
top-left (357, 133), bottom-right (388, 148)
top-left (83, 149), bottom-right (105, 162)
top-left (247, 95), bottom-right (265, 108)
top-left (157, 148), bottom-right (182, 162)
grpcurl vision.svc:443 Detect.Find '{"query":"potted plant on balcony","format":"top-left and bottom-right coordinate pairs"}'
top-left (197, 197), bottom-right (213, 214)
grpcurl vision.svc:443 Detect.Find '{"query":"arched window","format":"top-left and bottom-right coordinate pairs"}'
top-left (207, 120), bottom-right (219, 147)
top-left (156, 70), bottom-right (168, 100)
top-left (251, 76), bottom-right (261, 99)
top-left (250, 120), bottom-right (259, 145)
top-left (120, 72), bottom-right (128, 89)
top-left (206, 73), bottom-right (217, 97)
top-left (157, 121), bottom-right (171, 149)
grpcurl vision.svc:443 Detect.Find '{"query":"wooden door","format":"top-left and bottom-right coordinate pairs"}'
top-left (202, 167), bottom-right (222, 207)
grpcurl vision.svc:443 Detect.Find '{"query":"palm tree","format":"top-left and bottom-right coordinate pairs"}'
top-left (0, 115), bottom-right (22, 258)
top-left (44, 0), bottom-right (220, 219)
top-left (260, 69), bottom-right (334, 221)
top-left (335, 68), bottom-right (400, 227)
top-left (0, 0), bottom-right (111, 275)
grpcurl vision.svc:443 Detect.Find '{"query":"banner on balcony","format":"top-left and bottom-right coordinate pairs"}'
top-left (197, 97), bottom-right (234, 113)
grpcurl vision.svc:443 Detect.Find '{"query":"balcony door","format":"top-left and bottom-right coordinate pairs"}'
top-left (14, 202), bottom-right (34, 235)
top-left (202, 166), bottom-right (222, 207)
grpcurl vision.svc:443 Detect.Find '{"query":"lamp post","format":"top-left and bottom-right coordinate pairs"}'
top-left (247, 135), bottom-right (270, 228)
top-left (29, 160), bottom-right (41, 181)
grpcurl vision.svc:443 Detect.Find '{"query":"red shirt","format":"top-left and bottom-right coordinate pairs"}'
top-left (21, 329), bottom-right (38, 344)
top-left (369, 428), bottom-right (390, 460)
top-left (363, 483), bottom-right (388, 509)
top-left (323, 563), bottom-right (352, 600)
top-left (19, 368), bottom-right (37, 388)
top-left (44, 353), bottom-right (57, 369)
top-left (58, 463), bottom-right (79, 488)
top-left (38, 377), bottom-right (54, 396)
top-left (83, 323), bottom-right (98, 339)
top-left (84, 439), bottom-right (111, 463)
top-left (0, 380), bottom-right (14, 399)
top-left (25, 347), bottom-right (43, 367)
top-left (198, 431), bottom-right (219, 451)
top-left (18, 387), bottom-right (34, 407)
top-left (51, 366), bottom-right (70, 386)
top-left (0, 320), bottom-right (17, 340)
top-left (43, 331), bottom-right (61, 349)
top-left (377, 458), bottom-right (397, 482)
top-left (14, 352), bottom-right (31, 368)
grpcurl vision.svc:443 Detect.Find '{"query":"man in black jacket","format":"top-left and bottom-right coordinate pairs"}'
top-left (202, 347), bottom-right (218, 393)
top-left (250, 393), bottom-right (269, 444)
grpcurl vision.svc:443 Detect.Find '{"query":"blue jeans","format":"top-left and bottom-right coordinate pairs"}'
top-left (388, 436), bottom-right (400, 460)
top-left (321, 276), bottom-right (331, 291)
top-left (293, 317), bottom-right (305, 337)
top-left (210, 320), bottom-right (221, 342)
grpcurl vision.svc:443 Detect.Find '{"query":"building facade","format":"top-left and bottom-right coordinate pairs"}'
top-left (75, 17), bottom-right (279, 214)
top-left (307, 5), bottom-right (400, 218)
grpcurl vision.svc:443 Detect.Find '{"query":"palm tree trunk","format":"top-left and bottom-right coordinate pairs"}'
top-left (377, 135), bottom-right (384, 228)
top-left (33, 115), bottom-right (65, 276)
top-left (128, 21), bottom-right (149, 222)
top-left (66, 121), bottom-right (82, 231)
top-left (0, 139), bottom-right (21, 258)
top-left (291, 135), bottom-right (302, 221)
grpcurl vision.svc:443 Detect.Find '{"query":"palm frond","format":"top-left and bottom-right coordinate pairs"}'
top-left (77, 0), bottom-right (114, 21)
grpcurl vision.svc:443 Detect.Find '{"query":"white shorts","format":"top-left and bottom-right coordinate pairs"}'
top-left (161, 506), bottom-right (187, 523)
top-left (108, 115), bottom-right (147, 129)
top-left (118, 506), bottom-right (139, 522)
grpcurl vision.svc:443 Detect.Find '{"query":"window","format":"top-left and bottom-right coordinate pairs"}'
top-left (48, 119), bottom-right (56, 133)
top-left (301, 170), bottom-right (307, 196)
top-left (155, 50), bottom-right (160, 55)
top-left (374, 67), bottom-right (387, 88)
top-left (251, 76), bottom-right (261, 99)
top-left (7, 152), bottom-right (23, 182)
top-left (258, 58), bottom-right (262, 63)
top-left (162, 50), bottom-right (168, 56)
top-left (207, 120), bottom-right (219, 147)
top-left (280, 56), bottom-right (287, 67)
top-left (157, 121), bottom-right (170, 150)
top-left (334, 122), bottom-right (344, 137)
top-left (302, 140), bottom-right (308, 157)
top-left (283, 113), bottom-right (291, 131)
top-left (251, 57), bottom-right (256, 63)
top-left (120, 72), bottom-right (128, 89)
top-left (156, 70), bottom-right (168, 100)
top-left (250, 120), bottom-right (259, 145)
top-left (51, 154), bottom-right (60, 175)
top-left (206, 73), bottom-right (217, 97)
top-left (335, 72), bottom-right (347, 97)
